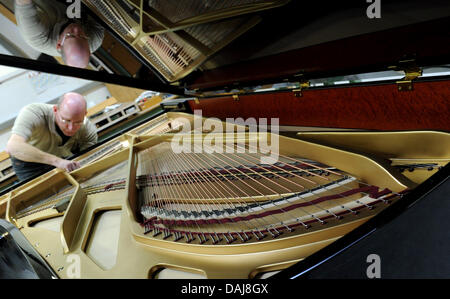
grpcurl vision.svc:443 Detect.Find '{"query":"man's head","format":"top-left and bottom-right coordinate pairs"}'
top-left (53, 92), bottom-right (87, 137)
top-left (56, 23), bottom-right (90, 68)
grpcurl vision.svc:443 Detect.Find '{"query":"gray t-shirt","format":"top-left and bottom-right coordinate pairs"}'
top-left (15, 0), bottom-right (104, 57)
top-left (11, 103), bottom-right (98, 158)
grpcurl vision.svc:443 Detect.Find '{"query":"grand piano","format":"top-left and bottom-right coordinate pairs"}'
top-left (0, 0), bottom-right (449, 280)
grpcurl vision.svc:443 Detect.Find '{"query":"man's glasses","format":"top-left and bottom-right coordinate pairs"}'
top-left (59, 32), bottom-right (89, 49)
top-left (58, 113), bottom-right (84, 127)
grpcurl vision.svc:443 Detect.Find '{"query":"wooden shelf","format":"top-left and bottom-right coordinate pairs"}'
top-left (89, 102), bottom-right (140, 133)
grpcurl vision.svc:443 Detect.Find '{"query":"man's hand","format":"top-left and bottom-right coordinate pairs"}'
top-left (7, 134), bottom-right (81, 173)
top-left (55, 159), bottom-right (81, 172)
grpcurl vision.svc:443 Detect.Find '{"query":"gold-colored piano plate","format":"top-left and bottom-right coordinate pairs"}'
top-left (18, 192), bottom-right (371, 279)
top-left (296, 130), bottom-right (450, 184)
top-left (3, 119), bottom-right (439, 279)
top-left (296, 130), bottom-right (450, 159)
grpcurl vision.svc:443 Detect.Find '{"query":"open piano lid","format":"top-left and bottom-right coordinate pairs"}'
top-left (81, 0), bottom-right (450, 93)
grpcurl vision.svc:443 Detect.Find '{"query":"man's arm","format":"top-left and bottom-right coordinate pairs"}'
top-left (6, 134), bottom-right (80, 172)
top-left (14, 0), bottom-right (51, 53)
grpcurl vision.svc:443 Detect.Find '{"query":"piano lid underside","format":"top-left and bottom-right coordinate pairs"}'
top-left (82, 0), bottom-right (289, 82)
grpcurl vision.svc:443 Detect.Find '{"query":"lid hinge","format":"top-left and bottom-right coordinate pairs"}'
top-left (292, 81), bottom-right (310, 97)
top-left (389, 60), bottom-right (422, 91)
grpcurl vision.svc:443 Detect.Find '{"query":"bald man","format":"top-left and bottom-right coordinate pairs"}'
top-left (6, 93), bottom-right (98, 181)
top-left (14, 0), bottom-right (104, 68)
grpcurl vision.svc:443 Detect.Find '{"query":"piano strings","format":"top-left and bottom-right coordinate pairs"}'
top-left (137, 141), bottom-right (398, 244)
